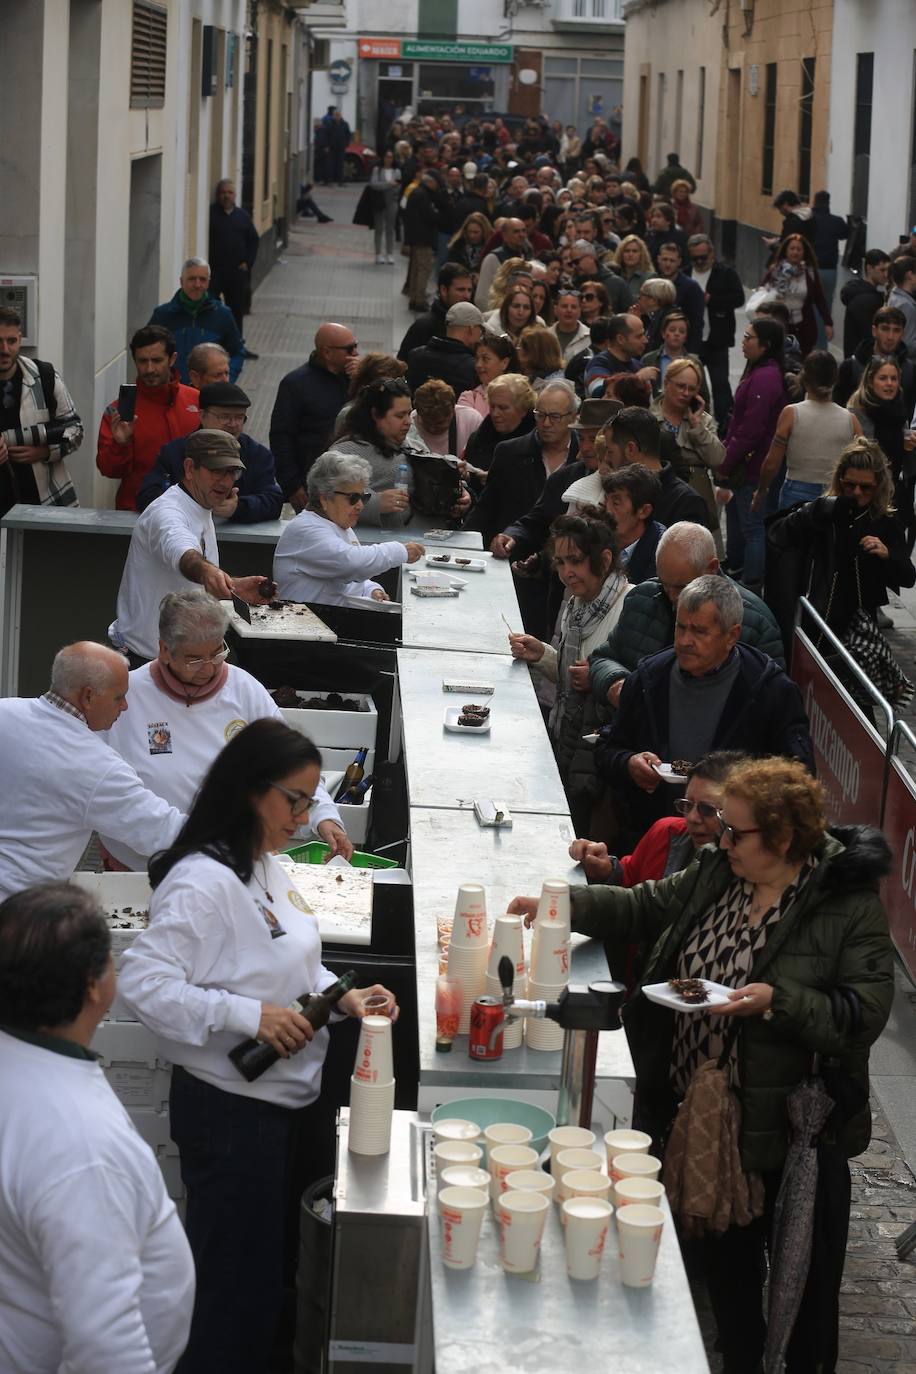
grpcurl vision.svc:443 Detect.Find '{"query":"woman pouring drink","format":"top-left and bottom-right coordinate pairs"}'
top-left (119, 719), bottom-right (398, 1374)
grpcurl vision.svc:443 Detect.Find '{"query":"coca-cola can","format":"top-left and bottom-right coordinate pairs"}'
top-left (468, 996), bottom-right (504, 1060)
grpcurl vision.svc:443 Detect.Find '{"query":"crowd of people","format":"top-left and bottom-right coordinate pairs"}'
top-left (0, 105), bottom-right (914, 1373)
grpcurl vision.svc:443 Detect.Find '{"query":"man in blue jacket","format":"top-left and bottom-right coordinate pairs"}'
top-left (136, 382), bottom-right (282, 524)
top-left (148, 260), bottom-right (244, 385)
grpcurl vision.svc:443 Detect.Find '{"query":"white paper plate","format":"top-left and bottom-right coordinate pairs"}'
top-left (407, 570), bottom-right (467, 589)
top-left (425, 554), bottom-right (485, 572)
top-left (652, 762), bottom-right (688, 784)
top-left (642, 980), bottom-right (734, 1012)
top-left (443, 706), bottom-right (491, 735)
top-left (582, 733), bottom-right (599, 745)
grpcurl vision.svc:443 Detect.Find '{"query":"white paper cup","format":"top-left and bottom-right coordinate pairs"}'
top-left (451, 885), bottom-right (488, 949)
top-left (564, 1169), bottom-right (612, 1204)
top-left (496, 1190), bottom-right (550, 1273)
top-left (445, 946), bottom-right (488, 1034)
top-left (487, 914), bottom-right (526, 981)
top-left (349, 1077), bottom-right (395, 1114)
top-left (439, 1165), bottom-right (492, 1192)
top-left (483, 1122), bottom-right (533, 1154)
top-left (536, 879), bottom-right (571, 928)
top-left (524, 1015), bottom-right (565, 1052)
top-left (603, 1128), bottom-right (652, 1168)
top-left (616, 1203), bottom-right (665, 1287)
top-left (438, 1186), bottom-right (489, 1269)
top-left (353, 1016), bottom-right (393, 1084)
top-left (504, 1168), bottom-right (556, 1201)
top-left (433, 1118), bottom-right (481, 1144)
top-left (562, 1197), bottom-right (613, 1280)
top-left (609, 1153), bottom-right (662, 1205)
top-left (433, 1140), bottom-right (484, 1171)
top-left (529, 928), bottom-right (571, 984)
top-left (614, 1177), bottom-right (666, 1208)
top-left (548, 1126), bottom-right (596, 1173)
top-left (488, 1144), bottom-right (539, 1199)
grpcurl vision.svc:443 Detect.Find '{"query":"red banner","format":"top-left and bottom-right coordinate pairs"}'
top-left (791, 630), bottom-right (886, 826)
top-left (880, 760), bottom-right (916, 981)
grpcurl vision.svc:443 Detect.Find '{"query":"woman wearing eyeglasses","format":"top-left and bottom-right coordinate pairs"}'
top-left (119, 717), bottom-right (398, 1373)
top-left (512, 755), bottom-right (893, 1373)
top-left (100, 589), bottom-right (354, 866)
top-left (274, 451), bottom-right (424, 608)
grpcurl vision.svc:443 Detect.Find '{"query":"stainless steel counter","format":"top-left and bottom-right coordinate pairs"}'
top-left (398, 548), bottom-right (521, 655)
top-left (409, 806), bottom-right (635, 1092)
top-left (397, 650), bottom-right (570, 815)
top-left (428, 1183), bottom-right (709, 1374)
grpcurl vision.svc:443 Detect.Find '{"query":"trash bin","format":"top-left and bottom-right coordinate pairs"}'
top-left (294, 1175), bottom-right (334, 1374)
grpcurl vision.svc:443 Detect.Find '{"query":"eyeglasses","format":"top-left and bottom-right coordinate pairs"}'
top-left (581, 293), bottom-right (599, 301)
top-left (840, 477), bottom-right (877, 494)
top-left (334, 490), bottom-right (372, 506)
top-left (181, 641), bottom-right (230, 670)
top-left (534, 409), bottom-right (574, 422)
top-left (690, 254), bottom-right (710, 266)
top-left (673, 798), bottom-right (719, 819)
top-left (270, 782), bottom-right (315, 817)
top-left (717, 813), bottom-right (762, 846)
top-left (329, 342), bottom-right (359, 353)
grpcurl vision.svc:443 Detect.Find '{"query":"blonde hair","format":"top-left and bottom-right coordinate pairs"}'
top-left (487, 256), bottom-right (531, 310)
top-left (448, 211), bottom-right (493, 251)
top-left (487, 372), bottom-right (537, 411)
top-left (664, 357), bottom-right (703, 388)
top-left (613, 235), bottom-right (653, 275)
top-left (826, 436), bottom-right (896, 517)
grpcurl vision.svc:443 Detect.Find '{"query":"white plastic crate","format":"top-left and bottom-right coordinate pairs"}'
top-left (129, 1107), bottom-right (179, 1157)
top-left (70, 872), bottom-right (151, 969)
top-left (92, 1019), bottom-right (161, 1066)
top-left (280, 690), bottom-right (377, 751)
top-left (292, 786), bottom-right (373, 847)
top-left (106, 1061), bottom-right (172, 1112)
top-left (156, 1151), bottom-right (186, 1201)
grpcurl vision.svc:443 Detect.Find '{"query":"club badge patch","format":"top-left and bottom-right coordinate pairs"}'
top-left (148, 723), bottom-right (172, 754)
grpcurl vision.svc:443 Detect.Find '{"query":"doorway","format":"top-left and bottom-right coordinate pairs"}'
top-left (127, 155), bottom-right (162, 340)
top-left (377, 77), bottom-right (414, 149)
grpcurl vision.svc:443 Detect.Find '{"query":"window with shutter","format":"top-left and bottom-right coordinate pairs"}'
top-left (131, 0), bottom-right (168, 110)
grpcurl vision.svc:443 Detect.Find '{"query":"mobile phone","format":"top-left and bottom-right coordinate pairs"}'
top-left (118, 384), bottom-right (137, 423)
top-left (689, 395), bottom-right (702, 413)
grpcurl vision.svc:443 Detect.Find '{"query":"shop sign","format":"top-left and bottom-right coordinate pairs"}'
top-left (402, 40), bottom-right (513, 63)
top-left (359, 38), bottom-right (402, 59)
top-left (881, 758), bottom-right (916, 982)
top-left (790, 628), bottom-right (886, 826)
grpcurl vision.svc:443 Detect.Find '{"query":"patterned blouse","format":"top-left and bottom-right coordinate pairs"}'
top-left (670, 857), bottom-right (817, 1098)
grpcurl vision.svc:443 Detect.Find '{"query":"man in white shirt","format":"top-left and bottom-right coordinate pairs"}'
top-left (0, 881), bottom-right (195, 1372)
top-left (111, 428), bottom-right (270, 663)
top-left (101, 590), bottom-right (353, 864)
top-left (0, 642), bottom-right (185, 900)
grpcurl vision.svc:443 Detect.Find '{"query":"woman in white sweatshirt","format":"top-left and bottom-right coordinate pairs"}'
top-left (273, 451), bottom-right (424, 606)
top-left (118, 719), bottom-right (398, 1373)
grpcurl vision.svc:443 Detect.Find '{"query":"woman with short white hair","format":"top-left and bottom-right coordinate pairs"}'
top-left (273, 451), bottom-right (424, 607)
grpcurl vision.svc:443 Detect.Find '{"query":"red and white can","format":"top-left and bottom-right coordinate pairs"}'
top-left (468, 996), bottom-right (504, 1060)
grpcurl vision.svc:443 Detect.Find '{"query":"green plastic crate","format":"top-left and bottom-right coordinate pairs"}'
top-left (284, 842), bottom-right (398, 870)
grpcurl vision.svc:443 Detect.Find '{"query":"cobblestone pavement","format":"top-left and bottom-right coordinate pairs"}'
top-left (242, 190), bottom-right (916, 1372)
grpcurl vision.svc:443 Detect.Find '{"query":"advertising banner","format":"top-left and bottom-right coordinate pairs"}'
top-left (880, 758), bottom-right (916, 982)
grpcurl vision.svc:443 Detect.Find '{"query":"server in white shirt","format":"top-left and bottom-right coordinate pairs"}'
top-left (111, 428), bottom-right (271, 664)
top-left (0, 881), bottom-right (195, 1373)
top-left (274, 450), bottom-right (425, 606)
top-left (0, 642), bottom-right (185, 900)
top-left (101, 589), bottom-right (353, 863)
top-left (118, 718), bottom-right (397, 1373)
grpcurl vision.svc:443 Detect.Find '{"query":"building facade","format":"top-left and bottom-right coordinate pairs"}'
top-left (0, 0), bottom-right (305, 507)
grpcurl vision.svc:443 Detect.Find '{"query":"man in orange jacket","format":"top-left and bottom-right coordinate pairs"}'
top-left (96, 326), bottom-right (200, 510)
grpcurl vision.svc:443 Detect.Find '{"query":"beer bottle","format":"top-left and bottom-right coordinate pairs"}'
top-left (228, 970), bottom-right (356, 1081)
top-left (333, 748), bottom-right (368, 802)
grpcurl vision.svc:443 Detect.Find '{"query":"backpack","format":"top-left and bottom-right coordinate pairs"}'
top-left (406, 451), bottom-right (462, 518)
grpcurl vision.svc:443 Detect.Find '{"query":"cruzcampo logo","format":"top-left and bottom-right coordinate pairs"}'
top-left (401, 40), bottom-right (513, 63)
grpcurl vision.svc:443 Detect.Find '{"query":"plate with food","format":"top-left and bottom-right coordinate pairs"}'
top-left (652, 760), bottom-right (689, 784)
top-left (425, 554), bottom-right (486, 572)
top-left (443, 705), bottom-right (492, 734)
top-left (642, 979), bottom-right (734, 1012)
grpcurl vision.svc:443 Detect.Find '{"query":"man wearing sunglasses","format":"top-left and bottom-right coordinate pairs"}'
top-left (101, 589), bottom-right (352, 868)
top-left (270, 323), bottom-right (360, 511)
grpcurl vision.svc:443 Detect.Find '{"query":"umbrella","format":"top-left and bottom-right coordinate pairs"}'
top-left (764, 1074), bottom-right (835, 1374)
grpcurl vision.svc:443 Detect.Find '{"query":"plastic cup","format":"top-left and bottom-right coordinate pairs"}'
top-left (548, 1126), bottom-right (596, 1173)
top-left (434, 1140), bottom-right (484, 1171)
top-left (488, 1144), bottom-right (539, 1199)
top-left (438, 1186), bottom-right (489, 1270)
top-left (483, 1122), bottom-right (533, 1156)
top-left (439, 1165), bottom-right (492, 1192)
top-left (451, 884), bottom-right (488, 949)
top-left (504, 1169), bottom-right (556, 1201)
top-left (536, 879), bottom-right (571, 928)
top-left (524, 1014), bottom-right (565, 1052)
top-left (564, 1170), bottom-right (612, 1203)
top-left (616, 1203), bottom-right (665, 1287)
top-left (562, 1196), bottom-right (613, 1280)
top-left (487, 914), bottom-right (526, 982)
top-left (432, 1118), bottom-right (481, 1144)
top-left (603, 1128), bottom-right (652, 1168)
top-left (496, 1190), bottom-right (550, 1273)
top-left (614, 1177), bottom-right (666, 1208)
top-left (353, 1015), bottom-right (393, 1084)
top-left (609, 1153), bottom-right (662, 1205)
top-left (362, 994), bottom-right (393, 1017)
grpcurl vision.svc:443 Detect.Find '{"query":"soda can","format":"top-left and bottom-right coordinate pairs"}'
top-left (468, 996), bottom-right (504, 1060)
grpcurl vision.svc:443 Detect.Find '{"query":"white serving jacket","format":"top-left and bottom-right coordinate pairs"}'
top-left (274, 509), bottom-right (408, 606)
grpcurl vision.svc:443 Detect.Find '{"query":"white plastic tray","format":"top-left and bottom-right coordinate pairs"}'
top-left (443, 706), bottom-right (491, 735)
top-left (642, 980), bottom-right (734, 1012)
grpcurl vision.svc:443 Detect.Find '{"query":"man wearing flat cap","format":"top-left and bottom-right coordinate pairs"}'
top-left (137, 382), bottom-right (282, 523)
top-left (111, 429), bottom-right (271, 664)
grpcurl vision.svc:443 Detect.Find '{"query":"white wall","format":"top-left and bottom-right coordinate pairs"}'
top-left (828, 0), bottom-right (916, 242)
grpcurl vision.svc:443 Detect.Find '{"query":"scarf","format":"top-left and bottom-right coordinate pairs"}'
top-left (178, 290), bottom-right (207, 318)
top-left (858, 391), bottom-right (908, 467)
top-left (150, 657), bottom-right (229, 705)
top-left (549, 570), bottom-right (627, 734)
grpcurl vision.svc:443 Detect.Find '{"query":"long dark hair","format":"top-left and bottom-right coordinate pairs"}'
top-left (148, 719), bottom-right (322, 889)
top-left (744, 318), bottom-right (785, 378)
top-left (337, 377), bottom-right (411, 447)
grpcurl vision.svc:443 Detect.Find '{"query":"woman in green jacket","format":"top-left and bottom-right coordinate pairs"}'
top-left (511, 756), bottom-right (893, 1373)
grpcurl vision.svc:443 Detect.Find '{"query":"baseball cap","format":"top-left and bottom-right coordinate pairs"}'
top-left (570, 398), bottom-right (622, 431)
top-left (462, 160), bottom-right (478, 180)
top-left (186, 429), bottom-right (245, 470)
top-left (446, 302), bottom-right (485, 328)
top-left (199, 382), bottom-right (251, 409)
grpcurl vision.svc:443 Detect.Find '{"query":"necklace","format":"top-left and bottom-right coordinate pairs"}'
top-left (253, 857), bottom-right (274, 903)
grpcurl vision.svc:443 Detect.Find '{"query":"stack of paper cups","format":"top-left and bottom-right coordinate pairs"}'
top-left (526, 881), bottom-right (570, 1051)
top-left (447, 885), bottom-right (489, 1034)
top-left (483, 913), bottom-right (526, 1049)
top-left (348, 1015), bottom-right (395, 1155)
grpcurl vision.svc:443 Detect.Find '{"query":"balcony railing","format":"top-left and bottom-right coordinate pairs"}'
top-left (552, 0), bottom-right (624, 24)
